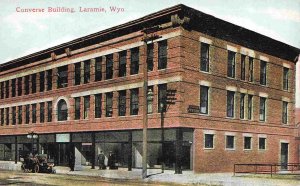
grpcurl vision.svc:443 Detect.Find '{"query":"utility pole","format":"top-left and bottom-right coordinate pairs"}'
top-left (141, 26), bottom-right (161, 179)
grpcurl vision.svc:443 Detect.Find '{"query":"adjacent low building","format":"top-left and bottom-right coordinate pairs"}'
top-left (0, 4), bottom-right (299, 172)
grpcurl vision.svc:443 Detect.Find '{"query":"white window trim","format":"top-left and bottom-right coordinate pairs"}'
top-left (258, 136), bottom-right (267, 151)
top-left (203, 130), bottom-right (215, 150)
top-left (225, 135), bottom-right (236, 151)
top-left (243, 136), bottom-right (252, 151)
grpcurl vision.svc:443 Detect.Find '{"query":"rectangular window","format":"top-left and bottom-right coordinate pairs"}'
top-left (17, 77), bottom-right (22, 96)
top-left (74, 97), bottom-right (81, 120)
top-left (227, 91), bottom-right (235, 118)
top-left (25, 105), bottom-right (30, 124)
top-left (118, 90), bottom-right (126, 116)
top-left (57, 65), bottom-right (68, 88)
top-left (259, 97), bottom-right (266, 121)
top-left (248, 57), bottom-right (254, 82)
top-left (0, 108), bottom-right (4, 126)
top-left (227, 51), bottom-right (236, 78)
top-left (84, 60), bottom-right (90, 84)
top-left (248, 95), bottom-right (253, 120)
top-left (158, 40), bottom-right (168, 70)
top-left (283, 67), bottom-right (289, 90)
top-left (106, 92), bottom-right (113, 117)
top-left (11, 79), bottom-right (16, 97)
top-left (259, 137), bottom-right (266, 150)
top-left (200, 86), bottom-right (209, 114)
top-left (119, 51), bottom-right (127, 77)
top-left (158, 84), bottom-right (167, 113)
top-left (204, 134), bottom-right (214, 149)
top-left (200, 43), bottom-right (209, 72)
top-left (84, 96), bottom-right (90, 119)
top-left (46, 69), bottom-right (52, 91)
top-left (47, 101), bottom-right (52, 122)
top-left (241, 55), bottom-right (246, 80)
top-left (12, 107), bottom-right (16, 125)
top-left (130, 48), bottom-right (139, 75)
top-left (39, 72), bottom-right (45, 92)
top-left (226, 136), bottom-right (235, 149)
top-left (240, 93), bottom-right (245, 119)
top-left (106, 54), bottom-right (113, 80)
top-left (5, 81), bottom-right (9, 98)
top-left (31, 74), bottom-right (36, 93)
top-left (260, 61), bottom-right (267, 85)
top-left (18, 106), bottom-right (22, 124)
top-left (0, 82), bottom-right (4, 99)
top-left (5, 108), bottom-right (9, 125)
top-left (147, 44), bottom-right (154, 71)
top-left (282, 101), bottom-right (288, 124)
top-left (95, 57), bottom-right (102, 81)
top-left (244, 136), bottom-right (252, 150)
top-left (95, 94), bottom-right (102, 118)
top-left (40, 102), bottom-right (45, 123)
top-left (130, 89), bottom-right (139, 115)
top-left (147, 86), bottom-right (153, 114)
top-left (74, 63), bottom-right (81, 85)
top-left (32, 104), bottom-right (36, 123)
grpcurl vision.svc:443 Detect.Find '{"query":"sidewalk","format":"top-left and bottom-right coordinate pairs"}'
top-left (1, 161), bottom-right (300, 186)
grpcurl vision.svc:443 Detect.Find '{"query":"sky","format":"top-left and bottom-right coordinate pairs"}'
top-left (0, 0), bottom-right (299, 105)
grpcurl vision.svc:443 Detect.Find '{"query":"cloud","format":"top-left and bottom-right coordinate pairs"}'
top-left (218, 15), bottom-right (287, 43)
top-left (264, 7), bottom-right (300, 22)
top-left (2, 11), bottom-right (59, 33)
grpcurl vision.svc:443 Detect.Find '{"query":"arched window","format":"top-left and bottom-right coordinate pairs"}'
top-left (57, 99), bottom-right (68, 121)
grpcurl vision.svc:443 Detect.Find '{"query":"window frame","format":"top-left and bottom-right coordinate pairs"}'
top-left (130, 89), bottom-right (139, 115)
top-left (32, 104), bottom-right (37, 123)
top-left (40, 102), bottom-right (45, 123)
top-left (57, 66), bottom-right (68, 88)
top-left (57, 99), bottom-right (68, 121)
top-left (248, 57), bottom-right (254, 82)
top-left (84, 96), bottom-right (90, 119)
top-left (74, 97), bottom-right (81, 120)
top-left (105, 92), bottom-right (113, 117)
top-left (225, 135), bottom-right (235, 150)
top-left (11, 79), bottom-right (16, 97)
top-left (74, 62), bottom-right (81, 86)
top-left (227, 91), bottom-right (235, 118)
top-left (95, 57), bottom-right (102, 81)
top-left (200, 85), bottom-right (209, 114)
top-left (95, 94), bottom-right (102, 118)
top-left (130, 48), bottom-right (139, 75)
top-left (200, 42), bottom-right (210, 72)
top-left (241, 55), bottom-right (246, 80)
top-left (248, 95), bottom-right (253, 120)
top-left (147, 44), bottom-right (154, 72)
top-left (282, 101), bottom-right (288, 124)
top-left (46, 69), bottom-right (52, 91)
top-left (118, 90), bottom-right (126, 116)
top-left (204, 134), bottom-right (214, 149)
top-left (259, 97), bottom-right (266, 122)
top-left (84, 60), bottom-right (90, 84)
top-left (18, 106), bottom-right (22, 124)
top-left (39, 71), bottom-right (45, 92)
top-left (227, 51), bottom-right (236, 78)
top-left (260, 60), bottom-right (267, 85)
top-left (244, 136), bottom-right (252, 150)
top-left (106, 54), bottom-right (114, 79)
top-left (118, 51), bottom-right (127, 77)
top-left (283, 67), bottom-right (289, 90)
top-left (47, 101), bottom-right (52, 122)
top-left (240, 93), bottom-right (245, 119)
top-left (258, 137), bottom-right (266, 150)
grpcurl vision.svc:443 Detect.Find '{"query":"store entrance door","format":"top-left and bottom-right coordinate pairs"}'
top-left (58, 143), bottom-right (70, 166)
top-left (281, 143), bottom-right (288, 170)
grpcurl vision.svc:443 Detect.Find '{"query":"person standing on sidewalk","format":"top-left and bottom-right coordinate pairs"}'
top-left (97, 151), bottom-right (106, 170)
top-left (69, 152), bottom-right (75, 171)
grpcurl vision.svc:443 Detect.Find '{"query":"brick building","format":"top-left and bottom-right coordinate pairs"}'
top-left (0, 4), bottom-right (299, 172)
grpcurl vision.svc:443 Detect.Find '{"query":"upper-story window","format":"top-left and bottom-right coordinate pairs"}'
top-left (248, 95), bottom-right (253, 120)
top-left (248, 57), bottom-right (254, 82)
top-left (5, 108), bottom-right (9, 125)
top-left (95, 94), bottom-right (102, 118)
top-left (84, 96), bottom-right (90, 119)
top-left (204, 134), bottom-right (214, 149)
top-left (227, 91), bottom-right (235, 118)
top-left (32, 104), bottom-right (37, 123)
top-left (147, 44), bottom-right (154, 71)
top-left (95, 57), bottom-right (102, 81)
top-left (283, 67), bottom-right (289, 90)
top-left (227, 51), bottom-right (236, 78)
top-left (130, 48), bottom-right (139, 75)
top-left (25, 76), bottom-right (30, 95)
top-left (240, 93), bottom-right (245, 119)
top-left (12, 107), bottom-right (16, 125)
top-left (0, 108), bottom-right (4, 126)
top-left (200, 43), bottom-right (209, 72)
top-left (47, 101), bottom-right (52, 122)
top-left (46, 69), bottom-right (52, 91)
top-left (119, 51), bottom-right (127, 77)
top-left (25, 105), bottom-right (30, 124)
top-left (11, 79), bottom-right (16, 97)
top-left (282, 101), bottom-right (288, 124)
top-left (74, 62), bottom-right (81, 86)
top-left (17, 77), bottom-right (22, 96)
top-left (57, 99), bottom-right (68, 121)
top-left (84, 60), bottom-right (90, 84)
top-left (106, 92), bottom-right (113, 117)
top-left (241, 55), bottom-right (246, 80)
top-left (158, 84), bottom-right (167, 113)
top-left (260, 61), bottom-right (267, 85)
top-left (5, 80), bottom-right (9, 98)
top-left (0, 82), bottom-right (4, 99)
top-left (74, 97), bottom-right (80, 120)
top-left (118, 90), bottom-right (126, 116)
top-left (39, 72), bottom-right (45, 92)
top-left (130, 89), bottom-right (139, 115)
top-left (106, 54), bottom-right (113, 79)
top-left (40, 102), bottom-right (45, 123)
top-left (200, 85), bottom-right (209, 114)
top-left (31, 74), bottom-right (36, 93)
top-left (57, 66), bottom-right (68, 88)
top-left (18, 106), bottom-right (22, 124)
top-left (259, 97), bottom-right (266, 121)
top-left (158, 40), bottom-right (168, 70)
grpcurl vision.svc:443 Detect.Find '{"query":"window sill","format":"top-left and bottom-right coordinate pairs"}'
top-left (258, 149), bottom-right (266, 151)
top-left (199, 70), bottom-right (210, 74)
top-left (225, 148), bottom-right (235, 151)
top-left (204, 147), bottom-right (214, 150)
top-left (243, 149), bottom-right (252, 151)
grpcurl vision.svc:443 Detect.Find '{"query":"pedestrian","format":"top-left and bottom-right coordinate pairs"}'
top-left (97, 151), bottom-right (106, 170)
top-left (69, 152), bottom-right (75, 171)
top-left (108, 151), bottom-right (117, 169)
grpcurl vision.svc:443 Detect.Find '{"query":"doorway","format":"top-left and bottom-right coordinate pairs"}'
top-left (280, 143), bottom-right (288, 170)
